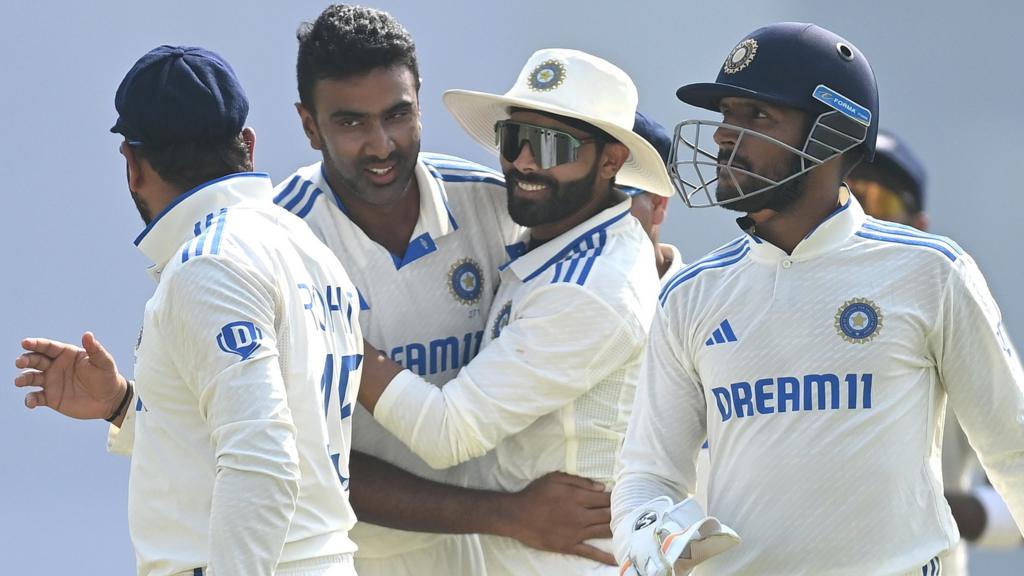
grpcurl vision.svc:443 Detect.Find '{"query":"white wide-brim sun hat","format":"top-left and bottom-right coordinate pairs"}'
top-left (443, 48), bottom-right (674, 197)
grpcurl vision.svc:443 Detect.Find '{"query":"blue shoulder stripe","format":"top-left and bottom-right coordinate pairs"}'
top-left (282, 180), bottom-right (313, 211)
top-left (294, 188), bottom-right (323, 218)
top-left (576, 229), bottom-right (607, 285)
top-left (273, 175), bottom-right (300, 205)
top-left (862, 219), bottom-right (963, 255)
top-left (854, 230), bottom-right (958, 262)
top-left (182, 208), bottom-right (229, 263)
top-left (548, 230), bottom-right (608, 286)
top-left (659, 240), bottom-right (750, 305)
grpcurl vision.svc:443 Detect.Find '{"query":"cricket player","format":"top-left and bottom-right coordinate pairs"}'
top-left (612, 22), bottom-right (1024, 575)
top-left (354, 48), bottom-right (726, 575)
top-left (848, 130), bottom-right (1024, 575)
top-left (14, 46), bottom-right (363, 576)
top-left (276, 6), bottom-right (619, 574)
top-left (627, 111), bottom-right (685, 282)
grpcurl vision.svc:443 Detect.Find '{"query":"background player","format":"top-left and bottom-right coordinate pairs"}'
top-left (613, 22), bottom-right (1024, 574)
top-left (14, 46), bottom-right (363, 575)
top-left (276, 5), bottom-right (620, 573)
top-left (627, 111), bottom-right (684, 281)
top-left (848, 130), bottom-right (1024, 575)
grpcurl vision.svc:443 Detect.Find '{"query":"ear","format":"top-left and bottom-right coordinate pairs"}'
top-left (911, 212), bottom-right (929, 232)
top-left (241, 127), bottom-right (256, 167)
top-left (296, 102), bottom-right (324, 151)
top-left (120, 141), bottom-right (145, 192)
top-left (598, 142), bottom-right (630, 180)
top-left (651, 194), bottom-right (670, 227)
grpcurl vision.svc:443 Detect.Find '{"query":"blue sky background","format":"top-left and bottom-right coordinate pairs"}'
top-left (2, 1), bottom-right (1021, 572)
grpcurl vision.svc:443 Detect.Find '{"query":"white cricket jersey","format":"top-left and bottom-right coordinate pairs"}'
top-left (612, 192), bottom-right (1024, 575)
top-left (274, 153), bottom-right (522, 560)
top-left (107, 173), bottom-right (362, 576)
top-left (374, 199), bottom-right (660, 573)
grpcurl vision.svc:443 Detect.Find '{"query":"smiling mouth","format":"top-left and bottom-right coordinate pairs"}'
top-left (367, 166), bottom-right (393, 175)
top-left (517, 181), bottom-right (548, 191)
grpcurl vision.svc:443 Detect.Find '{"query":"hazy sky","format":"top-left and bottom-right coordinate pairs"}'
top-left (2, 1), bottom-right (1021, 572)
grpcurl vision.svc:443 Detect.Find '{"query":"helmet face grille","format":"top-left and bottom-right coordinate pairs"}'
top-left (669, 111), bottom-right (865, 209)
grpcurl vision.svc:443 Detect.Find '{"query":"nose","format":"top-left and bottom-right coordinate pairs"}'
top-left (713, 123), bottom-right (739, 149)
top-left (511, 141), bottom-right (539, 173)
top-left (364, 120), bottom-right (396, 159)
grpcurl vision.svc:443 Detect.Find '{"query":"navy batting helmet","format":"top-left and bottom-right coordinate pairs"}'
top-left (670, 22), bottom-right (880, 208)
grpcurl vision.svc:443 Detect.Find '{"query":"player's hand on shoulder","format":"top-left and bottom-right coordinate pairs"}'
top-left (508, 471), bottom-right (617, 565)
top-left (15, 332), bottom-right (129, 421)
top-left (615, 496), bottom-right (740, 576)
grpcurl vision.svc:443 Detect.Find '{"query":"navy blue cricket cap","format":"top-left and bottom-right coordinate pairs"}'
top-left (676, 22), bottom-right (879, 159)
top-left (623, 111), bottom-right (672, 196)
top-left (860, 130), bottom-right (927, 209)
top-left (110, 45), bottom-right (249, 146)
top-left (632, 111), bottom-right (671, 164)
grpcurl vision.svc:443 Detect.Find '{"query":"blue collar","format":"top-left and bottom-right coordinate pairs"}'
top-left (135, 172), bottom-right (273, 267)
top-left (505, 199), bottom-right (634, 281)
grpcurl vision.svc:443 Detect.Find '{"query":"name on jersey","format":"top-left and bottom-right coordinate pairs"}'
top-left (711, 372), bottom-right (873, 422)
top-left (390, 330), bottom-right (484, 377)
top-left (297, 283), bottom-right (357, 334)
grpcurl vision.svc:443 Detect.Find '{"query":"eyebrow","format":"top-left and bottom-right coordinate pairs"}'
top-left (329, 99), bottom-right (415, 120)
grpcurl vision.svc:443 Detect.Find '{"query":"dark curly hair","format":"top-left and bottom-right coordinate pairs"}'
top-left (133, 135), bottom-right (252, 192)
top-left (297, 4), bottom-right (420, 112)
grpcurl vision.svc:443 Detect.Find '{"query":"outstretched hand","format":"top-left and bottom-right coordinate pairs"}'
top-left (14, 332), bottom-right (128, 421)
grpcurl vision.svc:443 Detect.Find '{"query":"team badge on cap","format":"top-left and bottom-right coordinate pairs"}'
top-left (834, 298), bottom-right (883, 343)
top-left (492, 301), bottom-right (513, 339)
top-left (449, 258), bottom-right (484, 305)
top-left (528, 59), bottom-right (567, 91)
top-left (723, 38), bottom-right (758, 74)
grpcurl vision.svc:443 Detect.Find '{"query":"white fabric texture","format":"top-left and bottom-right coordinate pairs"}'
top-left (613, 193), bottom-right (1024, 575)
top-left (113, 173), bottom-right (362, 576)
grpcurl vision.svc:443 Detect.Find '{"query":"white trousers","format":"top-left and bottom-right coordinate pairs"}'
top-left (354, 533), bottom-right (486, 576)
top-left (173, 553), bottom-right (356, 576)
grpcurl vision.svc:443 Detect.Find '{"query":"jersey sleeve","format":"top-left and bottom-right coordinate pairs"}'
top-left (374, 283), bottom-right (643, 469)
top-left (611, 303), bottom-right (708, 536)
top-left (163, 255), bottom-right (301, 576)
top-left (932, 253), bottom-right (1024, 535)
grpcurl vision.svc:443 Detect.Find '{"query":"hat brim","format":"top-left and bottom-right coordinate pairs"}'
top-left (443, 89), bottom-right (674, 197)
top-left (676, 82), bottom-right (777, 112)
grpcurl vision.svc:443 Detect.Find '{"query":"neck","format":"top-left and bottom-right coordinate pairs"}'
top-left (745, 181), bottom-right (844, 254)
top-left (327, 169), bottom-right (421, 258)
top-left (529, 187), bottom-right (624, 246)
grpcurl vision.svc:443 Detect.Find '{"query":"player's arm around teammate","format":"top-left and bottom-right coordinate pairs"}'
top-left (352, 451), bottom-right (616, 563)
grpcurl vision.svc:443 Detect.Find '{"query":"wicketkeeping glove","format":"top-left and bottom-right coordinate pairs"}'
top-left (615, 496), bottom-right (740, 576)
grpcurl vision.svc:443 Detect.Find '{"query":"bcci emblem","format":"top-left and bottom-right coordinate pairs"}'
top-left (723, 38), bottom-right (758, 74)
top-left (834, 298), bottom-right (883, 344)
top-left (449, 258), bottom-right (484, 305)
top-left (217, 321), bottom-right (263, 361)
top-left (492, 301), bottom-right (513, 339)
top-left (528, 59), bottom-right (567, 92)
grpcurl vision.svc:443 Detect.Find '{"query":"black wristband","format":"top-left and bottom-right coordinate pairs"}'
top-left (106, 380), bottom-right (134, 423)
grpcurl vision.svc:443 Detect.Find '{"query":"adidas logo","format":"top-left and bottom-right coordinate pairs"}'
top-left (705, 319), bottom-right (738, 346)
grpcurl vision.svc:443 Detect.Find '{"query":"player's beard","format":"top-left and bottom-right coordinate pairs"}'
top-left (328, 141), bottom-right (421, 207)
top-left (127, 166), bottom-right (152, 225)
top-left (504, 161), bottom-right (600, 227)
top-left (716, 152), bottom-right (806, 214)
